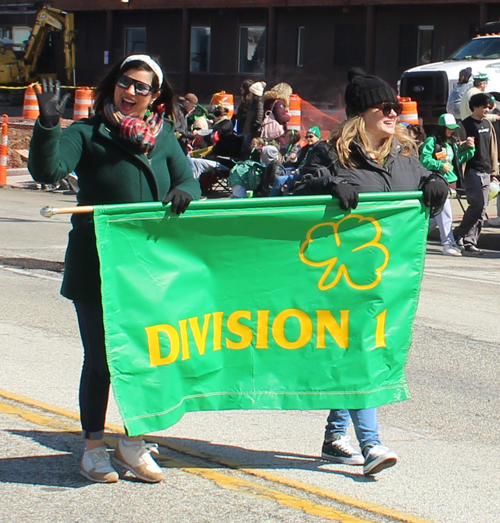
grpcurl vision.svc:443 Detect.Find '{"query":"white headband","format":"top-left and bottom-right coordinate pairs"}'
top-left (121, 54), bottom-right (163, 87)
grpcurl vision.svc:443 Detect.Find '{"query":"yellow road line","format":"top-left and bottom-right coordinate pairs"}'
top-left (153, 439), bottom-right (439, 523)
top-left (0, 400), bottom-right (77, 432)
top-left (0, 389), bottom-right (438, 523)
top-left (0, 399), bottom-right (373, 523)
top-left (183, 462), bottom-right (375, 523)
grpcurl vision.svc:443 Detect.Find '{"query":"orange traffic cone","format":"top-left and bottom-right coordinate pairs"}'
top-left (288, 94), bottom-right (302, 132)
top-left (0, 114), bottom-right (8, 185)
top-left (73, 87), bottom-right (94, 120)
top-left (23, 84), bottom-right (40, 119)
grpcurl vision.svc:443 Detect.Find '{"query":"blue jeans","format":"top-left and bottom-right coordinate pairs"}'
top-left (325, 408), bottom-right (381, 452)
top-left (270, 170), bottom-right (300, 196)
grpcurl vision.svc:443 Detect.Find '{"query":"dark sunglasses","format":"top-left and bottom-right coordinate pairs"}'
top-left (374, 102), bottom-right (403, 116)
top-left (116, 75), bottom-right (154, 96)
top-left (306, 134), bottom-right (316, 139)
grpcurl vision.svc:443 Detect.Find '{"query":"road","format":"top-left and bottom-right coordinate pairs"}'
top-left (0, 187), bottom-right (499, 523)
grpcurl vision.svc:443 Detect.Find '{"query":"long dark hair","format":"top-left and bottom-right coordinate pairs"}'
top-left (93, 56), bottom-right (175, 118)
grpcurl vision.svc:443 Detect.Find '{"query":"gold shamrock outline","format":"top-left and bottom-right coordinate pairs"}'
top-left (299, 214), bottom-right (390, 291)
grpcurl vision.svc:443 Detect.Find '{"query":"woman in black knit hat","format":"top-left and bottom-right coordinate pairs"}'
top-left (294, 69), bottom-right (448, 476)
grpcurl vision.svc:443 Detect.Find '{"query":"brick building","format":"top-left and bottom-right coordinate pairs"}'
top-left (1, 0), bottom-right (499, 105)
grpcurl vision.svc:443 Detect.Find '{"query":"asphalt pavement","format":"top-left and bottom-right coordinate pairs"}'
top-left (0, 187), bottom-right (499, 523)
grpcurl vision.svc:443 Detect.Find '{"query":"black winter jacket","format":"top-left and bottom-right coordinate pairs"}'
top-left (294, 139), bottom-right (432, 195)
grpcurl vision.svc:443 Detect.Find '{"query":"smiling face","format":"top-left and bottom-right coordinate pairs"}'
top-left (472, 104), bottom-right (490, 120)
top-left (113, 68), bottom-right (159, 118)
top-left (363, 105), bottom-right (398, 144)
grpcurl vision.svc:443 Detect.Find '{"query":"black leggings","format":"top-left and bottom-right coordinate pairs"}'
top-left (74, 300), bottom-right (110, 440)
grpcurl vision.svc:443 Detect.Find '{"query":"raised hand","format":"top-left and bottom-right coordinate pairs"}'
top-left (34, 78), bottom-right (71, 128)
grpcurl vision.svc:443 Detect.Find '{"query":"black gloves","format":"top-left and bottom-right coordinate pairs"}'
top-left (332, 181), bottom-right (359, 210)
top-left (34, 78), bottom-right (71, 128)
top-left (162, 189), bottom-right (193, 215)
top-left (422, 174), bottom-right (448, 217)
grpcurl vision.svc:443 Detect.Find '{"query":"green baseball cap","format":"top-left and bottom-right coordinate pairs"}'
top-left (473, 72), bottom-right (489, 82)
top-left (438, 113), bottom-right (460, 129)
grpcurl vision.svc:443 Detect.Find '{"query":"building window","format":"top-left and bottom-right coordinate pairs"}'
top-left (398, 24), bottom-right (418, 69)
top-left (334, 25), bottom-right (366, 67)
top-left (417, 26), bottom-right (434, 65)
top-left (239, 26), bottom-right (266, 74)
top-left (190, 26), bottom-right (211, 72)
top-left (297, 26), bottom-right (305, 67)
top-left (125, 27), bottom-right (146, 55)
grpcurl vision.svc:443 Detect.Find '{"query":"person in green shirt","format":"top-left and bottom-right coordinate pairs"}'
top-left (420, 113), bottom-right (475, 256)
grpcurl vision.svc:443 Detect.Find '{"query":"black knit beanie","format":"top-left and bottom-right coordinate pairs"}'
top-left (344, 68), bottom-right (398, 118)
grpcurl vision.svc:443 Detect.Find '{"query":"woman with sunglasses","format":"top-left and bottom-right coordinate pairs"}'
top-left (294, 69), bottom-right (448, 475)
top-left (28, 55), bottom-right (201, 484)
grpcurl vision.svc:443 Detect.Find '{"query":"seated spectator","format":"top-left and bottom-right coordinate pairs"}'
top-left (190, 116), bottom-right (212, 151)
top-left (256, 145), bottom-right (285, 197)
top-left (188, 115), bottom-right (243, 183)
top-left (179, 92), bottom-right (209, 131)
top-left (271, 126), bottom-right (321, 196)
top-left (282, 129), bottom-right (302, 166)
top-left (249, 137), bottom-right (265, 162)
top-left (212, 105), bottom-right (233, 135)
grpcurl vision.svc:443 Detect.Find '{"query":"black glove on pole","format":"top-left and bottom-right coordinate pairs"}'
top-left (332, 181), bottom-right (359, 210)
top-left (162, 189), bottom-right (193, 215)
top-left (422, 174), bottom-right (448, 217)
top-left (35, 78), bottom-right (71, 129)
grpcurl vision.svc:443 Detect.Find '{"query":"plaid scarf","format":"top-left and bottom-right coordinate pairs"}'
top-left (104, 99), bottom-right (164, 154)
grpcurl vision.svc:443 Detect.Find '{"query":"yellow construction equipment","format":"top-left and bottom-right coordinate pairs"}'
top-left (0, 6), bottom-right (76, 104)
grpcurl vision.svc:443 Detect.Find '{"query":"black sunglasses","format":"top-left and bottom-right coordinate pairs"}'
top-left (306, 134), bottom-right (316, 139)
top-left (374, 102), bottom-right (403, 116)
top-left (116, 75), bottom-right (154, 96)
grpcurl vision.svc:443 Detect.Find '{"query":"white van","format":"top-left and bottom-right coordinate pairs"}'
top-left (400, 22), bottom-right (500, 124)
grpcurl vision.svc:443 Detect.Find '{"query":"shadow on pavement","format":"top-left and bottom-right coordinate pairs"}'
top-left (2, 430), bottom-right (376, 486)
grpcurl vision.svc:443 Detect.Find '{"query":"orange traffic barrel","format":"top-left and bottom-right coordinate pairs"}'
top-left (0, 114), bottom-right (8, 185)
top-left (73, 87), bottom-right (94, 120)
top-left (398, 96), bottom-right (419, 125)
top-left (288, 94), bottom-right (302, 132)
top-left (23, 85), bottom-right (40, 119)
top-left (210, 91), bottom-right (234, 118)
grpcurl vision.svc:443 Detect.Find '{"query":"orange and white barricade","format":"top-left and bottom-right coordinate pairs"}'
top-left (73, 87), bottom-right (94, 120)
top-left (288, 94), bottom-right (302, 132)
top-left (398, 96), bottom-right (419, 125)
top-left (23, 85), bottom-right (40, 119)
top-left (0, 115), bottom-right (8, 185)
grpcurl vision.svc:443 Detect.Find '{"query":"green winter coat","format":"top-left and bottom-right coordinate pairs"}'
top-left (28, 115), bottom-right (201, 303)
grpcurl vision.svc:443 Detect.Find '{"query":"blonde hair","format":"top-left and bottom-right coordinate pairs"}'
top-left (328, 116), bottom-right (418, 168)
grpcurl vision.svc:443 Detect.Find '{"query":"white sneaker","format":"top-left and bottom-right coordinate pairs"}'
top-left (442, 244), bottom-right (462, 257)
top-left (363, 445), bottom-right (397, 475)
top-left (80, 447), bottom-right (119, 483)
top-left (113, 438), bottom-right (163, 483)
top-left (487, 216), bottom-right (500, 227)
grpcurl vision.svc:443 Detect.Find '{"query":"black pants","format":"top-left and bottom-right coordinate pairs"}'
top-left (74, 300), bottom-right (110, 440)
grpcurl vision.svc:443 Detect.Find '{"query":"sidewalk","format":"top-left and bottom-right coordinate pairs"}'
top-left (429, 196), bottom-right (500, 251)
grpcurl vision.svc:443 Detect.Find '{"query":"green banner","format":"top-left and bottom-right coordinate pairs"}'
top-left (94, 194), bottom-right (428, 436)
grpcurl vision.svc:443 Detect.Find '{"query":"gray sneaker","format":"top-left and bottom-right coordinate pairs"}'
top-left (80, 447), bottom-right (119, 483)
top-left (363, 445), bottom-right (397, 475)
top-left (321, 435), bottom-right (364, 465)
